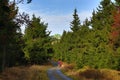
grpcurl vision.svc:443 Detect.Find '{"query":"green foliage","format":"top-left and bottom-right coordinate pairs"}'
top-left (0, 0), bottom-right (25, 71)
top-left (53, 0), bottom-right (120, 70)
top-left (115, 0), bottom-right (120, 6)
top-left (70, 9), bottom-right (81, 32)
top-left (23, 15), bottom-right (52, 64)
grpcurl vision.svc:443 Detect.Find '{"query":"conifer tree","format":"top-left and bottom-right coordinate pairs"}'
top-left (53, 0), bottom-right (120, 69)
top-left (24, 15), bottom-right (51, 64)
top-left (89, 0), bottom-right (116, 69)
top-left (0, 0), bottom-right (23, 71)
top-left (70, 9), bottom-right (81, 32)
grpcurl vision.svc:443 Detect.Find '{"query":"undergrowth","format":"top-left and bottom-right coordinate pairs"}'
top-left (61, 63), bottom-right (120, 80)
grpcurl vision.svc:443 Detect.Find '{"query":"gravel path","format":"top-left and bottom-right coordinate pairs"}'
top-left (47, 67), bottom-right (72, 80)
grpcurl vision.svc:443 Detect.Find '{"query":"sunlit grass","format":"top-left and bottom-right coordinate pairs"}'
top-left (62, 64), bottom-right (120, 80)
top-left (29, 65), bottom-right (51, 80)
top-left (0, 65), bottom-right (52, 80)
top-left (1, 63), bottom-right (120, 80)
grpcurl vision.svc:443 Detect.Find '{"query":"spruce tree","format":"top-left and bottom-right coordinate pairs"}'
top-left (89, 0), bottom-right (117, 69)
top-left (0, 0), bottom-right (23, 71)
top-left (70, 9), bottom-right (81, 32)
top-left (24, 15), bottom-right (51, 64)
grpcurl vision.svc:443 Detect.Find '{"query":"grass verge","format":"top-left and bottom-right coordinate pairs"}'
top-left (0, 65), bottom-right (52, 80)
top-left (61, 63), bottom-right (120, 80)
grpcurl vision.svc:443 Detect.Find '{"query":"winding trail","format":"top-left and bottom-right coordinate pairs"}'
top-left (47, 67), bottom-right (72, 80)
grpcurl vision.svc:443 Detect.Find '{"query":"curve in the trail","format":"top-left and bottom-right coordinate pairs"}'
top-left (47, 67), bottom-right (72, 80)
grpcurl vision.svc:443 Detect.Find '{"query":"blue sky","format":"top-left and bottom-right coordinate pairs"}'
top-left (18, 0), bottom-right (101, 35)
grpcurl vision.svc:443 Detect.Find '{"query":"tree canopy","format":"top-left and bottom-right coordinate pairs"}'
top-left (52, 0), bottom-right (120, 70)
top-left (23, 15), bottom-right (52, 64)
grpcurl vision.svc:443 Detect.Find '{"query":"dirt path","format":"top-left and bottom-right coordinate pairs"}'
top-left (47, 67), bottom-right (72, 80)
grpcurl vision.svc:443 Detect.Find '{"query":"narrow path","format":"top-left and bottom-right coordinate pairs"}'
top-left (47, 67), bottom-right (72, 80)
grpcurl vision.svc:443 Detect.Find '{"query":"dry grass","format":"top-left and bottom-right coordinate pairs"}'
top-left (75, 68), bottom-right (120, 80)
top-left (29, 65), bottom-right (51, 80)
top-left (61, 64), bottom-right (120, 80)
top-left (61, 63), bottom-right (77, 79)
top-left (0, 65), bottom-right (52, 80)
top-left (100, 69), bottom-right (120, 80)
top-left (1, 63), bottom-right (120, 80)
top-left (61, 62), bottom-right (75, 71)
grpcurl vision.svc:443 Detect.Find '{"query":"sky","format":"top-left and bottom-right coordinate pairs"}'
top-left (18, 0), bottom-right (102, 35)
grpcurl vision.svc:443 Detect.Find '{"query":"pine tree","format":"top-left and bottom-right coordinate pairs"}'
top-left (24, 15), bottom-right (51, 64)
top-left (91, 0), bottom-right (114, 30)
top-left (70, 9), bottom-right (81, 32)
top-left (89, 0), bottom-right (117, 69)
top-left (0, 0), bottom-right (21, 71)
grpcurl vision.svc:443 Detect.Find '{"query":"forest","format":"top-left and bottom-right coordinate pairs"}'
top-left (0, 0), bottom-right (120, 76)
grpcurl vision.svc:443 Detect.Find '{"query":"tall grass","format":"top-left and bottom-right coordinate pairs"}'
top-left (29, 65), bottom-right (51, 80)
top-left (61, 63), bottom-right (120, 80)
top-left (0, 65), bottom-right (51, 80)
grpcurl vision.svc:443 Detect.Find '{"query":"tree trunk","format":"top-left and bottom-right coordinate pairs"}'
top-left (2, 45), bottom-right (6, 71)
